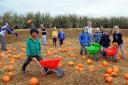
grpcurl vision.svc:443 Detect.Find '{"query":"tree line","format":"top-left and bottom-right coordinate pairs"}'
top-left (0, 11), bottom-right (128, 29)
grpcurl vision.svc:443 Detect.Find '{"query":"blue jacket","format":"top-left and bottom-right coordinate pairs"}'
top-left (93, 32), bottom-right (102, 43)
top-left (79, 31), bottom-right (91, 46)
top-left (0, 26), bottom-right (13, 34)
top-left (58, 32), bottom-right (65, 40)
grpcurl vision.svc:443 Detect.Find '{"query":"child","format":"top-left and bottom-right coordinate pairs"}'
top-left (113, 25), bottom-right (126, 59)
top-left (52, 27), bottom-right (58, 47)
top-left (58, 29), bottom-right (65, 46)
top-left (21, 28), bottom-right (47, 74)
top-left (100, 30), bottom-right (111, 58)
top-left (40, 24), bottom-right (47, 45)
top-left (93, 27), bottom-right (102, 44)
top-left (79, 28), bottom-right (91, 55)
top-left (0, 23), bottom-right (18, 51)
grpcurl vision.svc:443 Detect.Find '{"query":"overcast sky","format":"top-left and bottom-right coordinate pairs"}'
top-left (0, 0), bottom-right (128, 17)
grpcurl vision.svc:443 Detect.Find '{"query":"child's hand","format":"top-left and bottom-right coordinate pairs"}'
top-left (32, 58), bottom-right (37, 62)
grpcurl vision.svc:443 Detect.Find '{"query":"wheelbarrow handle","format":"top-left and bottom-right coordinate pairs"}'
top-left (32, 58), bottom-right (42, 68)
top-left (32, 58), bottom-right (44, 75)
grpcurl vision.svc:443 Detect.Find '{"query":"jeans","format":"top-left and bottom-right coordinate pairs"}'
top-left (115, 44), bottom-right (126, 59)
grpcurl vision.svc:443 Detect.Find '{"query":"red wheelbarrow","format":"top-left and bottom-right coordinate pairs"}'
top-left (104, 47), bottom-right (118, 61)
top-left (33, 57), bottom-right (64, 78)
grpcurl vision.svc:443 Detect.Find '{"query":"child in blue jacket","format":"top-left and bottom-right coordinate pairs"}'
top-left (58, 29), bottom-right (65, 46)
top-left (79, 29), bottom-right (91, 55)
top-left (93, 28), bottom-right (102, 44)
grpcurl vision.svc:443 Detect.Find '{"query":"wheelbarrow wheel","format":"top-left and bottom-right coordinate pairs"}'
top-left (55, 68), bottom-right (64, 78)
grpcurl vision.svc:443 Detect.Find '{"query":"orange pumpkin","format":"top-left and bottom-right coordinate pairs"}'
top-left (7, 72), bottom-right (13, 77)
top-left (102, 61), bottom-right (108, 66)
top-left (86, 59), bottom-right (93, 65)
top-left (12, 48), bottom-right (17, 51)
top-left (5, 65), bottom-right (15, 71)
top-left (7, 54), bottom-right (12, 57)
top-left (89, 65), bottom-right (95, 72)
top-left (7, 50), bottom-right (12, 54)
top-left (27, 19), bottom-right (32, 24)
top-left (77, 63), bottom-right (83, 68)
top-left (9, 58), bottom-right (16, 65)
top-left (58, 63), bottom-right (62, 67)
top-left (68, 61), bottom-right (75, 66)
top-left (21, 48), bottom-right (25, 52)
top-left (106, 67), bottom-right (113, 74)
top-left (78, 67), bottom-right (84, 72)
top-left (113, 66), bottom-right (119, 73)
top-left (29, 77), bottom-right (39, 85)
top-left (2, 76), bottom-right (10, 83)
top-left (105, 76), bottom-right (113, 84)
top-left (99, 65), bottom-right (104, 68)
top-left (110, 71), bottom-right (118, 77)
top-left (75, 66), bottom-right (79, 70)
top-left (69, 53), bottom-right (76, 58)
top-left (124, 73), bottom-right (128, 80)
top-left (81, 56), bottom-right (86, 60)
top-left (46, 51), bottom-right (52, 56)
top-left (111, 42), bottom-right (118, 47)
top-left (103, 73), bottom-right (110, 79)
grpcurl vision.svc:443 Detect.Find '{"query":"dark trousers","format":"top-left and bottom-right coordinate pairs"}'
top-left (22, 55), bottom-right (42, 71)
top-left (59, 39), bottom-right (64, 46)
top-left (80, 44), bottom-right (87, 55)
top-left (53, 38), bottom-right (57, 47)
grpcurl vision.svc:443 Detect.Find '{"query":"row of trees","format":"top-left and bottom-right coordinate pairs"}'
top-left (0, 11), bottom-right (128, 29)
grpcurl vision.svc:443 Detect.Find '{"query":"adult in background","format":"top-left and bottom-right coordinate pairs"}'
top-left (84, 21), bottom-right (92, 36)
top-left (83, 21), bottom-right (93, 42)
top-left (0, 23), bottom-right (18, 51)
top-left (40, 24), bottom-right (47, 45)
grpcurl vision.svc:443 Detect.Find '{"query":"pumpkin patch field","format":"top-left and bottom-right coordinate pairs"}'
top-left (0, 28), bottom-right (128, 85)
